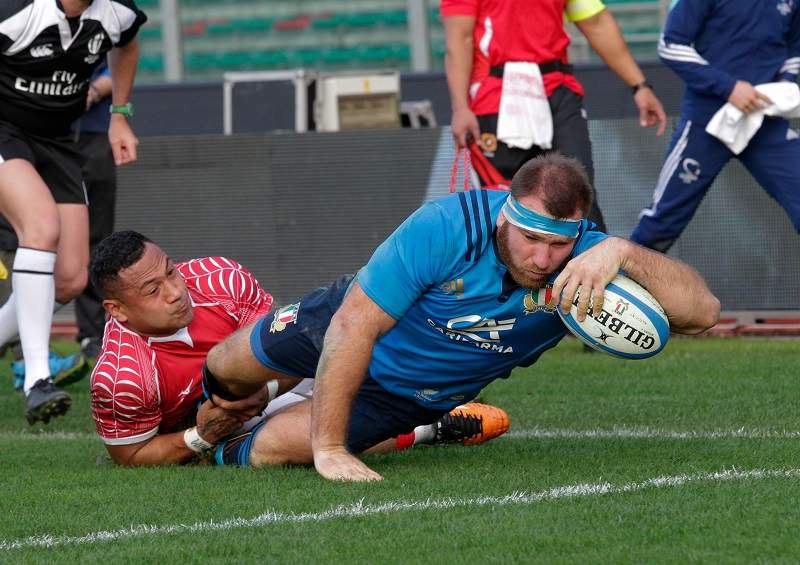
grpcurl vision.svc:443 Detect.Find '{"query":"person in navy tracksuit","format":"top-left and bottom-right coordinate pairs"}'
top-left (631, 0), bottom-right (800, 252)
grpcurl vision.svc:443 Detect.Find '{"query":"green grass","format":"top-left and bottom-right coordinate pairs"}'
top-left (1, 338), bottom-right (799, 562)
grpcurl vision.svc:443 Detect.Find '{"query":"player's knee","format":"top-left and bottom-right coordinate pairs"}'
top-left (207, 327), bottom-right (252, 380)
top-left (206, 340), bottom-right (228, 379)
top-left (249, 445), bottom-right (291, 467)
top-left (249, 434), bottom-right (309, 467)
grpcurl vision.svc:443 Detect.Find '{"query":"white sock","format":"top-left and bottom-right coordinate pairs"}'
top-left (412, 424), bottom-right (437, 444)
top-left (14, 248), bottom-right (56, 394)
top-left (0, 295), bottom-right (64, 348)
top-left (0, 291), bottom-right (18, 347)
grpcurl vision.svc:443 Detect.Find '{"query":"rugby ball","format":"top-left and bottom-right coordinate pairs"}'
top-left (557, 273), bottom-right (669, 359)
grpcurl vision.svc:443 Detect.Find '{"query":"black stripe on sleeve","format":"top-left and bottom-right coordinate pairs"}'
top-left (458, 192), bottom-right (474, 262)
top-left (480, 189), bottom-right (494, 243)
top-left (469, 190), bottom-right (483, 260)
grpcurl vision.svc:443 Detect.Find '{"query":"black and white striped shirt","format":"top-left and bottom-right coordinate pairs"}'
top-left (0, 0), bottom-right (146, 135)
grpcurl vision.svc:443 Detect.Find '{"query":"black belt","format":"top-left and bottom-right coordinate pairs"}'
top-left (489, 60), bottom-right (573, 78)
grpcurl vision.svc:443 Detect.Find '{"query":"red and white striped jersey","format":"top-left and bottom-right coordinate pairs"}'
top-left (90, 257), bottom-right (272, 445)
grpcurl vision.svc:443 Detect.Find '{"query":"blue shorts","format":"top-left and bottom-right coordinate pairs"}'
top-left (214, 376), bottom-right (447, 464)
top-left (250, 275), bottom-right (352, 378)
top-left (248, 275), bottom-right (448, 453)
top-left (345, 375), bottom-right (447, 453)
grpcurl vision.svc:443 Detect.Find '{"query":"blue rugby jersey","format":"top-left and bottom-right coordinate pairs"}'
top-left (356, 190), bottom-right (606, 410)
top-left (658, 0), bottom-right (800, 122)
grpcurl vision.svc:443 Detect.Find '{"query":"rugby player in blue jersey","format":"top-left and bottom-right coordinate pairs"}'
top-left (203, 153), bottom-right (720, 480)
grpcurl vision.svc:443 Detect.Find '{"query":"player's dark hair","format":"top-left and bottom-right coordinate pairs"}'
top-left (509, 153), bottom-right (593, 218)
top-left (90, 230), bottom-right (152, 298)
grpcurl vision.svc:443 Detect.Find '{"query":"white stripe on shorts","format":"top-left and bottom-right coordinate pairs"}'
top-left (641, 120), bottom-right (692, 218)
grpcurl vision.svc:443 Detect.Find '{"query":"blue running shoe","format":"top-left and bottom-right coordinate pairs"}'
top-left (51, 352), bottom-right (90, 386)
top-left (11, 359), bottom-right (24, 392)
top-left (11, 352), bottom-right (90, 391)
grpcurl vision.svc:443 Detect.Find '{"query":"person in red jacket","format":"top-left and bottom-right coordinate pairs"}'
top-left (442, 0), bottom-right (667, 233)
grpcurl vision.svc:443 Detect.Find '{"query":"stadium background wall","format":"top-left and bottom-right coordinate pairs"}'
top-left (116, 63), bottom-right (799, 309)
top-left (116, 130), bottom-right (800, 310)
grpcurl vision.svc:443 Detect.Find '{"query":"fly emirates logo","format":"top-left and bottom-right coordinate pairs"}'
top-left (15, 70), bottom-right (89, 96)
top-left (427, 314), bottom-right (515, 353)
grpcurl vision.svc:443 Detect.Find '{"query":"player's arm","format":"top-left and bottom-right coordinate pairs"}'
top-left (105, 431), bottom-right (197, 466)
top-left (86, 67), bottom-right (112, 110)
top-left (655, 0), bottom-right (752, 107)
top-left (106, 0), bottom-right (146, 165)
top-left (311, 283), bottom-right (396, 482)
top-left (442, 12), bottom-right (481, 148)
top-left (573, 7), bottom-right (666, 136)
top-left (552, 237), bottom-right (720, 335)
top-left (104, 398), bottom-right (253, 466)
top-left (311, 202), bottom-right (453, 481)
top-left (108, 36), bottom-right (140, 165)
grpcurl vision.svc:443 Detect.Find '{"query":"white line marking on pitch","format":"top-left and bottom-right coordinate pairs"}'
top-left (1, 468), bottom-right (798, 551)
top-left (3, 427), bottom-right (800, 443)
top-left (506, 427), bottom-right (800, 440)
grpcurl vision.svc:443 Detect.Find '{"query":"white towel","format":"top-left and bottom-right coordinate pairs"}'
top-left (496, 62), bottom-right (553, 150)
top-left (705, 82), bottom-right (800, 154)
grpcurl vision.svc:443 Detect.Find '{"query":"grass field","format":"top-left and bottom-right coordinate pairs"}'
top-left (1, 337), bottom-right (799, 563)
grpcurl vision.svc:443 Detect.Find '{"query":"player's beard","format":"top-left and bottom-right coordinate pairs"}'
top-left (496, 222), bottom-right (549, 289)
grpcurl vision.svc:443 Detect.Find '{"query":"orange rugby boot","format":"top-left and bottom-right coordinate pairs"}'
top-left (435, 403), bottom-right (510, 446)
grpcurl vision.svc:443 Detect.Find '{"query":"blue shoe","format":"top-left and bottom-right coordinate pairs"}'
top-left (11, 352), bottom-right (91, 391)
top-left (11, 359), bottom-right (24, 392)
top-left (51, 352), bottom-right (91, 386)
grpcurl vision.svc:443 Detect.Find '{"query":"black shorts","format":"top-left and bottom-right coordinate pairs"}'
top-left (0, 120), bottom-right (87, 204)
top-left (249, 274), bottom-right (448, 452)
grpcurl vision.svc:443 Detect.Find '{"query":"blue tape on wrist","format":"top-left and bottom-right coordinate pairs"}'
top-left (501, 195), bottom-right (580, 238)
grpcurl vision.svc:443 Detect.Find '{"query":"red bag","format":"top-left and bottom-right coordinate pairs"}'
top-left (449, 144), bottom-right (510, 193)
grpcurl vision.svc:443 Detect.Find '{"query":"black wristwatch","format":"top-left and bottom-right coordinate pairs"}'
top-left (631, 81), bottom-right (654, 95)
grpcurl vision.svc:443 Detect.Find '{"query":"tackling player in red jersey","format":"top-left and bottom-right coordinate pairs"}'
top-left (90, 231), bottom-right (509, 466)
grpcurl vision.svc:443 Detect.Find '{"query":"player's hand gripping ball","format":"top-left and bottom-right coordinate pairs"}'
top-left (557, 273), bottom-right (669, 359)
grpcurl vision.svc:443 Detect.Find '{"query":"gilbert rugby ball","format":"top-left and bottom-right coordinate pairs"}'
top-left (557, 273), bottom-right (669, 359)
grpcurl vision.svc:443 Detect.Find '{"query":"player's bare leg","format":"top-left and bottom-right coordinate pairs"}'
top-left (241, 401), bottom-right (509, 467)
top-left (54, 203), bottom-right (89, 303)
top-left (204, 315), bottom-right (321, 405)
top-left (248, 401), bottom-right (313, 465)
top-left (0, 159), bottom-right (71, 422)
top-left (246, 401), bottom-right (399, 466)
top-left (205, 322), bottom-right (298, 398)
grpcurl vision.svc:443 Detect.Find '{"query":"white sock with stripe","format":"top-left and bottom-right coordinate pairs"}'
top-left (0, 291), bottom-right (18, 347)
top-left (0, 296), bottom-right (65, 347)
top-left (14, 248), bottom-right (56, 394)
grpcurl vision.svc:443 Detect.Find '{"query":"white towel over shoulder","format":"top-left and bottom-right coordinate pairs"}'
top-left (705, 82), bottom-right (800, 154)
top-left (496, 62), bottom-right (553, 150)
